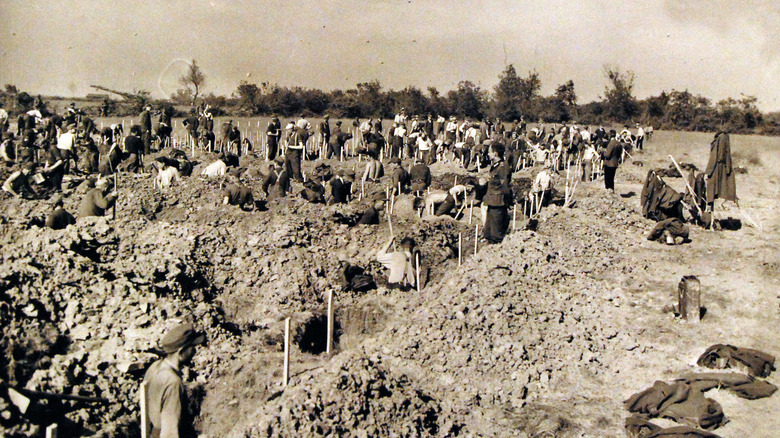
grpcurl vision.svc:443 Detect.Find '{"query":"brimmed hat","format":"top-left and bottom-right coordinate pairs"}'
top-left (159, 322), bottom-right (205, 354)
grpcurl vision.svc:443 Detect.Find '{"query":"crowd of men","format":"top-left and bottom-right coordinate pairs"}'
top-left (0, 98), bottom-right (668, 436)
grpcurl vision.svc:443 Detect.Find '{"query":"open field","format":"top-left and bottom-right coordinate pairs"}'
top-left (1, 125), bottom-right (778, 437)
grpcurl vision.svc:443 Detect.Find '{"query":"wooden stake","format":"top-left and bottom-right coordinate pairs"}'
top-left (415, 252), bottom-right (421, 293)
top-left (140, 382), bottom-right (148, 438)
top-left (474, 224), bottom-right (479, 255)
top-left (46, 424), bottom-right (58, 438)
top-left (458, 232), bottom-right (462, 266)
top-left (113, 173), bottom-right (118, 220)
top-left (512, 204), bottom-right (517, 232)
top-left (283, 317), bottom-right (291, 387)
top-left (468, 199), bottom-right (474, 224)
top-left (326, 290), bottom-right (334, 355)
top-left (668, 155), bottom-right (704, 218)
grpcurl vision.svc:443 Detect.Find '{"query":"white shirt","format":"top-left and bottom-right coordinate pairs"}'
top-left (157, 167), bottom-right (181, 188)
top-left (446, 121), bottom-right (458, 132)
top-left (201, 160), bottom-right (227, 177)
top-left (296, 118), bottom-right (311, 131)
top-left (393, 126), bottom-right (407, 137)
top-left (0, 109), bottom-right (8, 124)
top-left (394, 114), bottom-right (407, 125)
top-left (637, 127), bottom-right (645, 137)
top-left (533, 170), bottom-right (552, 193)
top-left (57, 132), bottom-right (76, 151)
top-left (416, 136), bottom-right (432, 151)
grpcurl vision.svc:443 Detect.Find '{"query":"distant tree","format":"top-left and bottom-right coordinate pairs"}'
top-left (179, 59), bottom-right (206, 106)
top-left (427, 86), bottom-right (446, 116)
top-left (388, 86), bottom-right (428, 117)
top-left (493, 64), bottom-right (525, 120)
top-left (603, 66), bottom-right (639, 122)
top-left (642, 92), bottom-right (669, 124)
top-left (15, 91), bottom-right (34, 112)
top-left (355, 80), bottom-right (388, 117)
top-left (235, 81), bottom-right (261, 114)
top-left (447, 81), bottom-right (487, 119)
top-left (553, 80), bottom-right (577, 122)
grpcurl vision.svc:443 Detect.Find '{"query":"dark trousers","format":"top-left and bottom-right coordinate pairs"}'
top-left (604, 165), bottom-right (617, 190)
top-left (267, 138), bottom-right (278, 161)
top-left (142, 131), bottom-right (152, 155)
top-left (582, 159), bottom-right (592, 182)
top-left (285, 148), bottom-right (303, 181)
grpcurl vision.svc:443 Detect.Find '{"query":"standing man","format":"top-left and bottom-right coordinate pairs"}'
top-left (285, 125), bottom-right (305, 181)
top-left (319, 115), bottom-right (331, 152)
top-left (266, 116), bottom-right (281, 161)
top-left (601, 131), bottom-right (623, 191)
top-left (143, 322), bottom-right (205, 438)
top-left (182, 109), bottom-right (200, 150)
top-left (635, 123), bottom-right (645, 151)
top-left (139, 105), bottom-right (153, 155)
top-left (0, 102), bottom-right (8, 141)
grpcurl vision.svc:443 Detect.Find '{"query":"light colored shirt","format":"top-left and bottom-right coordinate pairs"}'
top-left (57, 132), bottom-right (76, 151)
top-left (143, 359), bottom-right (190, 438)
top-left (201, 160), bottom-right (227, 177)
top-left (296, 118), bottom-right (310, 131)
top-left (533, 170), bottom-right (552, 193)
top-left (157, 167), bottom-right (181, 188)
top-left (416, 136), bottom-right (432, 151)
top-left (376, 248), bottom-right (415, 286)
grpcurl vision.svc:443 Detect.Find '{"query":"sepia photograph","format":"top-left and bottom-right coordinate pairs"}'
top-left (0, 1), bottom-right (778, 436)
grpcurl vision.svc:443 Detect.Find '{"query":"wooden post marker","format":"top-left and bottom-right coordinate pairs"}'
top-left (283, 317), bottom-right (291, 386)
top-left (474, 224), bottom-right (479, 255)
top-left (512, 204), bottom-right (517, 232)
top-left (468, 199), bottom-right (474, 224)
top-left (46, 424), bottom-right (58, 438)
top-left (326, 290), bottom-right (334, 355)
top-left (458, 232), bottom-right (462, 266)
top-left (415, 252), bottom-right (421, 293)
top-left (678, 276), bottom-right (701, 321)
top-left (140, 381), bottom-right (148, 438)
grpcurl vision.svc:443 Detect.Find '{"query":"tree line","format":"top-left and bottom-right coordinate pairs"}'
top-left (2, 62), bottom-right (779, 136)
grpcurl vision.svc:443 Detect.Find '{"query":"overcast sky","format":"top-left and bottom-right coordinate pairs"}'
top-left (1, 0), bottom-right (778, 110)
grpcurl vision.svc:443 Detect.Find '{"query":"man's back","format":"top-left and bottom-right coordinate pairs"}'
top-left (144, 359), bottom-right (193, 438)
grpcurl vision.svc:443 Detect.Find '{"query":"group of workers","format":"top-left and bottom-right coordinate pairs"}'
top-left (1, 96), bottom-right (661, 436)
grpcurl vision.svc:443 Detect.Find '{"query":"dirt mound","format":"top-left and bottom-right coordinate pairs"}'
top-left (230, 352), bottom-right (461, 437)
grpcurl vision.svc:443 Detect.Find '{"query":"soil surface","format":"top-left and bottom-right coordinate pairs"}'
top-left (0, 128), bottom-right (777, 437)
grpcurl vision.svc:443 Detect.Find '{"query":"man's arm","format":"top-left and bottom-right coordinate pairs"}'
top-left (2, 172), bottom-right (21, 196)
top-left (376, 236), bottom-right (395, 260)
top-left (159, 382), bottom-right (184, 438)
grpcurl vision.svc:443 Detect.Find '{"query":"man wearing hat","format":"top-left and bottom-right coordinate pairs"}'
top-left (327, 124), bottom-right (352, 159)
top-left (46, 195), bottom-right (76, 230)
top-left (143, 322), bottom-right (205, 438)
top-left (57, 123), bottom-right (78, 174)
top-left (328, 169), bottom-right (353, 204)
top-left (78, 178), bottom-right (117, 218)
top-left (139, 105), bottom-right (153, 155)
top-left (318, 115), bottom-right (331, 150)
top-left (266, 116), bottom-right (281, 161)
top-left (445, 116), bottom-right (458, 143)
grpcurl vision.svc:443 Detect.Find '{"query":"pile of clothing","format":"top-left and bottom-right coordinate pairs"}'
top-left (641, 170), bottom-right (690, 244)
top-left (624, 345), bottom-right (776, 437)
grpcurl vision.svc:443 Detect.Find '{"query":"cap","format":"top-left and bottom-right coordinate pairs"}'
top-left (159, 322), bottom-right (205, 354)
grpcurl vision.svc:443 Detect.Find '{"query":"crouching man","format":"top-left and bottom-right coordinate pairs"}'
top-left (376, 236), bottom-right (417, 291)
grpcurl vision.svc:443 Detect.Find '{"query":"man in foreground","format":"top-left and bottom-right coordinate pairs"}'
top-left (143, 322), bottom-right (205, 438)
